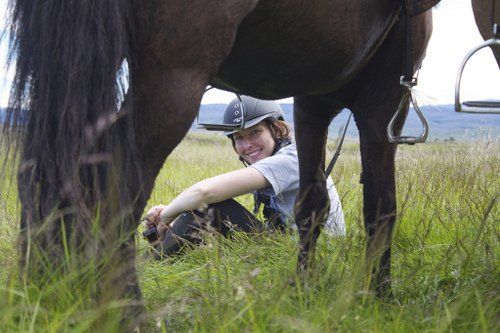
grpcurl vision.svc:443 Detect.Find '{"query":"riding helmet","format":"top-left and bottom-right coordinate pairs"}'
top-left (223, 95), bottom-right (284, 135)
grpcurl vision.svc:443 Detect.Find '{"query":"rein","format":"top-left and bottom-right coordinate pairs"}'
top-left (325, 112), bottom-right (351, 178)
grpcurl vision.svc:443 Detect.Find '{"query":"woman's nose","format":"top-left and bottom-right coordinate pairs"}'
top-left (238, 137), bottom-right (252, 150)
top-left (241, 138), bottom-right (251, 149)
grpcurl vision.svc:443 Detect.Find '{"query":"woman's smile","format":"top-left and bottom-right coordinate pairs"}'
top-left (245, 148), bottom-right (262, 158)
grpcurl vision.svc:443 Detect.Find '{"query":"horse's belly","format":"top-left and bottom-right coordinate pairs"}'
top-left (212, 0), bottom-right (397, 98)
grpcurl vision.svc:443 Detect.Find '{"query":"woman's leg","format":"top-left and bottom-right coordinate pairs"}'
top-left (156, 199), bottom-right (262, 257)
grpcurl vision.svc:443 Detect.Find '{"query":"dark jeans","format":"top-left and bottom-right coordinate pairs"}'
top-left (154, 199), bottom-right (263, 258)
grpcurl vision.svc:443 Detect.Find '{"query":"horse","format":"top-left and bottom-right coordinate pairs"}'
top-left (472, 0), bottom-right (500, 66)
top-left (3, 0), bottom-right (497, 325)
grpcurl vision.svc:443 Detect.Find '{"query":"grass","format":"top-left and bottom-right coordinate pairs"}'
top-left (1, 132), bottom-right (499, 332)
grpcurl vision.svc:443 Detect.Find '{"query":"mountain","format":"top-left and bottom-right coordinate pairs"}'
top-left (196, 103), bottom-right (500, 141)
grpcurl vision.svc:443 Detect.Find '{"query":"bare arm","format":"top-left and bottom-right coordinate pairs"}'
top-left (146, 167), bottom-right (269, 227)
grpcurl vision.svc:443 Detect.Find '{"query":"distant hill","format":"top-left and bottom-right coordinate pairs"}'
top-left (2, 104), bottom-right (499, 141)
top-left (196, 103), bottom-right (500, 141)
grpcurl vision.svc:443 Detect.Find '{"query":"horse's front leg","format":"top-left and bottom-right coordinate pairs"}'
top-left (293, 96), bottom-right (338, 277)
top-left (358, 122), bottom-right (397, 296)
top-left (344, 8), bottom-right (432, 297)
top-left (351, 97), bottom-right (407, 297)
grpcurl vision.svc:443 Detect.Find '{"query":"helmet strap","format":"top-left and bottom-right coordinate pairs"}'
top-left (272, 137), bottom-right (291, 155)
top-left (239, 155), bottom-right (249, 167)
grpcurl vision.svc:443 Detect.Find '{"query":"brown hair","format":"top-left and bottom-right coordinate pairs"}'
top-left (266, 119), bottom-right (292, 141)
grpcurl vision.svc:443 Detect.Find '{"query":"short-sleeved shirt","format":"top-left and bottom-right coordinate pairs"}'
top-left (250, 143), bottom-right (345, 236)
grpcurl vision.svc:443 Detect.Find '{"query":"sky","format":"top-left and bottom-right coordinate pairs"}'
top-left (1, 0), bottom-right (498, 107)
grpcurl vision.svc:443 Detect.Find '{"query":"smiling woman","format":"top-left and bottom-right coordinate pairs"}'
top-left (143, 96), bottom-right (345, 257)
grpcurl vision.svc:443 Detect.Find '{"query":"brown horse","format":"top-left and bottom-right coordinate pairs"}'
top-left (472, 0), bottom-right (500, 66)
top-left (3, 0), bottom-right (497, 325)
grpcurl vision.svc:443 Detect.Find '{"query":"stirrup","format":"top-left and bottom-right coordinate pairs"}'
top-left (455, 24), bottom-right (500, 114)
top-left (387, 77), bottom-right (429, 145)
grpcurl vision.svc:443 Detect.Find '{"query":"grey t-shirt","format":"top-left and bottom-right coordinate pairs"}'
top-left (250, 143), bottom-right (345, 236)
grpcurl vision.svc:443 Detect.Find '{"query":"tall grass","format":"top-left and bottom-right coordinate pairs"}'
top-left (1, 133), bottom-right (498, 332)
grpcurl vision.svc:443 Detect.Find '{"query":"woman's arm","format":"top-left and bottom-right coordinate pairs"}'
top-left (146, 167), bottom-right (269, 227)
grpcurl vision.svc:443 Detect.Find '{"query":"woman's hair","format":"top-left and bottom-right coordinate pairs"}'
top-left (266, 119), bottom-right (292, 141)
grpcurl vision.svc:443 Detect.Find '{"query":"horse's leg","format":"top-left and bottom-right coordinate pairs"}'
top-left (92, 63), bottom-right (211, 330)
top-left (293, 96), bottom-right (340, 277)
top-left (130, 0), bottom-right (259, 195)
top-left (131, 70), bottom-right (207, 194)
top-left (103, 0), bottom-right (259, 322)
top-left (351, 101), bottom-right (406, 296)
top-left (343, 11), bottom-right (432, 296)
top-left (472, 0), bottom-right (500, 67)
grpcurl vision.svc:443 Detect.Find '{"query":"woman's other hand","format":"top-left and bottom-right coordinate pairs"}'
top-left (144, 205), bottom-right (169, 245)
top-left (145, 204), bottom-right (167, 228)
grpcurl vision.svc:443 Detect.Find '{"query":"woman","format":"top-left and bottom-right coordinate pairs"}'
top-left (144, 96), bottom-right (344, 256)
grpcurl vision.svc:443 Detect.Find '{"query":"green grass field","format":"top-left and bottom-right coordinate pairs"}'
top-left (0, 133), bottom-right (498, 332)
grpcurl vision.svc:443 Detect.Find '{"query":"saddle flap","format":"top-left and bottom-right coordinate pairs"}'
top-left (407, 0), bottom-right (442, 16)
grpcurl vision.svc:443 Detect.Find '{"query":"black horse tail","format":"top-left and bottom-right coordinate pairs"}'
top-left (4, 0), bottom-right (140, 269)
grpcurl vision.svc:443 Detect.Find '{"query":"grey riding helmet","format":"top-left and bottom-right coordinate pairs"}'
top-left (223, 95), bottom-right (284, 135)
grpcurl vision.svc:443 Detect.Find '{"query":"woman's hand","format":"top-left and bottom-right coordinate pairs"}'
top-left (144, 205), bottom-right (172, 245)
top-left (145, 205), bottom-right (167, 228)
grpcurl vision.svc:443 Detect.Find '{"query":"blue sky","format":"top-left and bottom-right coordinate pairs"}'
top-left (1, 0), bottom-right (498, 107)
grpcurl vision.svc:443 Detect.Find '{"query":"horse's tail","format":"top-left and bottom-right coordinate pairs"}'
top-left (5, 0), bottom-right (140, 264)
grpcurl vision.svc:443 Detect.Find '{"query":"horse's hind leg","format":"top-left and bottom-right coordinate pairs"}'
top-left (110, 1), bottom-right (259, 321)
top-left (293, 96), bottom-right (340, 276)
top-left (130, 0), bottom-right (259, 194)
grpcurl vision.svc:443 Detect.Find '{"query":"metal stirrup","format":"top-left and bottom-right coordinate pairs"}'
top-left (455, 24), bottom-right (500, 114)
top-left (387, 77), bottom-right (429, 145)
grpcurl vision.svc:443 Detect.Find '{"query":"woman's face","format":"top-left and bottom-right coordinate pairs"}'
top-left (233, 121), bottom-right (276, 164)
